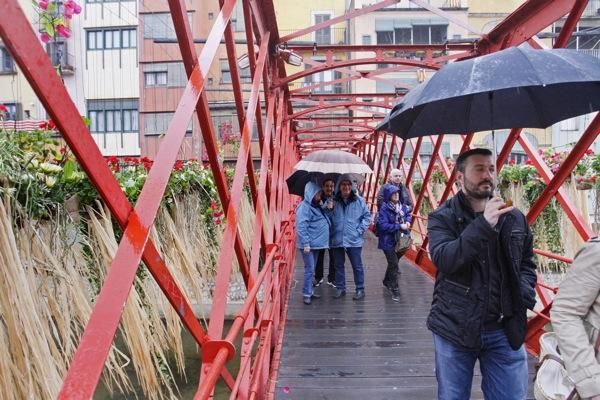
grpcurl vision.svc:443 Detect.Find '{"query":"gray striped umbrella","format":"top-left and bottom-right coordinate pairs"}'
top-left (293, 150), bottom-right (373, 175)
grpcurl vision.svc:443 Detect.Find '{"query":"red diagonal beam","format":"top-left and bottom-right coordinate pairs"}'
top-left (169, 0), bottom-right (253, 288)
top-left (555, 0), bottom-right (588, 48)
top-left (58, 0), bottom-right (242, 395)
top-left (478, 0), bottom-right (574, 54)
top-left (371, 131), bottom-right (388, 212)
top-left (526, 114), bottom-right (600, 237)
top-left (278, 0), bottom-right (400, 43)
top-left (0, 1), bottom-right (236, 397)
top-left (207, 35), bottom-right (269, 340)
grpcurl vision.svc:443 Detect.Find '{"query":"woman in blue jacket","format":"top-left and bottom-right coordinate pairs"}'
top-left (377, 183), bottom-right (412, 302)
top-left (295, 181), bottom-right (331, 305)
top-left (330, 178), bottom-right (372, 300)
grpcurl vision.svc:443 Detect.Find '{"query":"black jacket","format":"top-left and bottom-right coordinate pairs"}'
top-left (426, 193), bottom-right (537, 350)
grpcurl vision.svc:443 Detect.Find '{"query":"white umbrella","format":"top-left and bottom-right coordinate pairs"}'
top-left (293, 150), bottom-right (373, 175)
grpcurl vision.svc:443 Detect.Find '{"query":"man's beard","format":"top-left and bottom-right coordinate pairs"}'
top-left (464, 179), bottom-right (494, 199)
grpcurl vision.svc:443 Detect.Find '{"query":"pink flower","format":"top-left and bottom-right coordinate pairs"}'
top-left (0, 104), bottom-right (7, 113)
top-left (64, 7), bottom-right (74, 18)
top-left (39, 0), bottom-right (49, 9)
top-left (56, 24), bottom-right (71, 39)
top-left (40, 32), bottom-right (51, 43)
top-left (282, 386), bottom-right (290, 394)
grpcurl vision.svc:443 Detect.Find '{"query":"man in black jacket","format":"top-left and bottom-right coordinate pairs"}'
top-left (427, 148), bottom-right (537, 400)
top-left (376, 168), bottom-right (413, 212)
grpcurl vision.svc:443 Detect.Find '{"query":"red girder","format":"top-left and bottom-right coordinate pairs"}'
top-left (287, 101), bottom-right (392, 121)
top-left (275, 57), bottom-right (441, 88)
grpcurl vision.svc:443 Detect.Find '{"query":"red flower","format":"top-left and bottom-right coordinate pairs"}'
top-left (38, 119), bottom-right (56, 130)
top-left (525, 160), bottom-right (533, 166)
top-left (0, 104), bottom-right (7, 113)
top-left (585, 149), bottom-right (595, 156)
top-left (210, 200), bottom-right (218, 210)
top-left (509, 160), bottom-right (515, 166)
top-left (174, 160), bottom-right (184, 171)
top-left (107, 156), bottom-right (119, 165)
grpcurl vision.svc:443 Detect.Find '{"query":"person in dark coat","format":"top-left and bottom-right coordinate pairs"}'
top-left (314, 178), bottom-right (336, 288)
top-left (426, 148), bottom-right (537, 400)
top-left (377, 183), bottom-right (412, 302)
top-left (376, 168), bottom-right (413, 212)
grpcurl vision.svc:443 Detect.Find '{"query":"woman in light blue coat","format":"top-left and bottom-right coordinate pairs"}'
top-left (295, 181), bottom-right (331, 305)
top-left (330, 178), bottom-right (371, 300)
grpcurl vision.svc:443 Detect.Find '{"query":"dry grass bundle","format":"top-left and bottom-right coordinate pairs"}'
top-left (87, 204), bottom-right (181, 400)
top-left (18, 210), bottom-right (132, 395)
top-left (0, 197), bottom-right (62, 399)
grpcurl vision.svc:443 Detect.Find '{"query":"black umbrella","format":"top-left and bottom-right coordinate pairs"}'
top-left (286, 170), bottom-right (365, 197)
top-left (378, 46), bottom-right (600, 140)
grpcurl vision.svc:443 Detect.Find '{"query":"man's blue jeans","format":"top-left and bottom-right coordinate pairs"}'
top-left (433, 330), bottom-right (528, 400)
top-left (301, 250), bottom-right (319, 297)
top-left (332, 247), bottom-right (365, 292)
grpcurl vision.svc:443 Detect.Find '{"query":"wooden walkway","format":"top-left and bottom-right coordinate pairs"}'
top-left (274, 233), bottom-right (535, 399)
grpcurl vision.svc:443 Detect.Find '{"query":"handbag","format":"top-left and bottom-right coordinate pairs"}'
top-left (534, 331), bottom-right (600, 400)
top-left (394, 232), bottom-right (412, 255)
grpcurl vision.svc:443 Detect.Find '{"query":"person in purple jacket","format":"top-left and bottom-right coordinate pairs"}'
top-left (376, 183), bottom-right (412, 302)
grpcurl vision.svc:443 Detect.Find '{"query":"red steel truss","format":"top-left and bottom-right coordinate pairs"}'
top-left (0, 0), bottom-right (598, 398)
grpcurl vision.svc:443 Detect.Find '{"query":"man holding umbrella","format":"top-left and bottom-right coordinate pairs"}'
top-left (330, 177), bottom-right (372, 300)
top-left (426, 148), bottom-right (537, 400)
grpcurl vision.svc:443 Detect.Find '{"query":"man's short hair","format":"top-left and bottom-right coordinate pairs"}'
top-left (323, 178), bottom-right (335, 185)
top-left (455, 148), bottom-right (493, 172)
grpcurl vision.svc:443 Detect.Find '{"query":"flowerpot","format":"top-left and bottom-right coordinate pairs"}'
top-left (576, 181), bottom-right (593, 190)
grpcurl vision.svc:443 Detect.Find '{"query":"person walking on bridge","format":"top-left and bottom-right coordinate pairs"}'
top-left (376, 183), bottom-right (412, 303)
top-left (426, 148), bottom-right (537, 400)
top-left (295, 181), bottom-right (331, 305)
top-left (314, 178), bottom-right (336, 288)
top-left (376, 168), bottom-right (413, 212)
top-left (552, 237), bottom-right (600, 400)
top-left (330, 177), bottom-right (371, 300)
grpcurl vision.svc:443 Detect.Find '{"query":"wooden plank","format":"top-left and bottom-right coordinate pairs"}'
top-left (275, 233), bottom-right (536, 399)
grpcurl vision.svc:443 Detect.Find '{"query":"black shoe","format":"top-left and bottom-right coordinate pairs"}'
top-left (391, 290), bottom-right (400, 303)
top-left (303, 297), bottom-right (311, 305)
top-left (311, 293), bottom-right (321, 299)
top-left (333, 289), bottom-right (346, 298)
top-left (313, 278), bottom-right (323, 287)
top-left (353, 290), bottom-right (365, 300)
top-left (326, 281), bottom-right (337, 288)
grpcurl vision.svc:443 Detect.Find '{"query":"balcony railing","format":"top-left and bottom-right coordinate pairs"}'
top-left (279, 27), bottom-right (347, 45)
top-left (579, 48), bottom-right (600, 58)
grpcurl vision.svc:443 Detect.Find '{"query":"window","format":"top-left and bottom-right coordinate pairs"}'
top-left (375, 20), bottom-right (447, 45)
top-left (220, 59), bottom-right (231, 83)
top-left (554, 25), bottom-right (600, 50)
top-left (219, 59), bottom-right (251, 84)
top-left (362, 35), bottom-right (372, 45)
top-left (1, 46), bottom-right (15, 73)
top-left (145, 71), bottom-right (167, 87)
top-left (88, 99), bottom-right (138, 133)
top-left (87, 28), bottom-right (136, 50)
top-left (47, 41), bottom-right (68, 66)
top-left (143, 62), bottom-right (186, 87)
top-left (144, 112), bottom-right (192, 136)
top-left (143, 13), bottom-right (192, 40)
top-left (314, 13), bottom-right (332, 45)
top-left (1, 103), bottom-right (19, 120)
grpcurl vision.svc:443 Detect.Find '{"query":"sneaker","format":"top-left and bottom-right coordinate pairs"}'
top-left (313, 278), bottom-right (324, 287)
top-left (303, 296), bottom-right (311, 305)
top-left (352, 290), bottom-right (365, 300)
top-left (326, 281), bottom-right (337, 288)
top-left (311, 293), bottom-right (321, 299)
top-left (333, 289), bottom-right (346, 298)
top-left (391, 290), bottom-right (400, 303)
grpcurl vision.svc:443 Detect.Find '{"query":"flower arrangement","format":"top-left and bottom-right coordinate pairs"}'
top-left (35, 0), bottom-right (81, 43)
